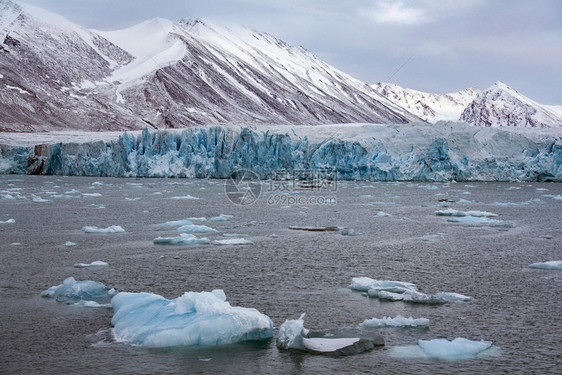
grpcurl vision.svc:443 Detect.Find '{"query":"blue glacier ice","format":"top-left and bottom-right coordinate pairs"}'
top-left (176, 224), bottom-right (217, 233)
top-left (1, 122), bottom-right (560, 181)
top-left (111, 289), bottom-right (273, 347)
top-left (41, 277), bottom-right (117, 304)
top-left (529, 260), bottom-right (562, 270)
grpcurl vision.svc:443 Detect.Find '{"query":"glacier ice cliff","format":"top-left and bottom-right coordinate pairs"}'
top-left (0, 122), bottom-right (560, 182)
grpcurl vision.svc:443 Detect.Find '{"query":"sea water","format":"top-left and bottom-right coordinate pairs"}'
top-left (0, 175), bottom-right (560, 374)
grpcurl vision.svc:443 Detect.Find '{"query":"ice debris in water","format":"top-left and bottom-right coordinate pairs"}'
top-left (341, 228), bottom-right (362, 236)
top-left (376, 211), bottom-right (391, 217)
top-left (349, 277), bottom-right (472, 304)
top-left (277, 314), bottom-right (381, 356)
top-left (529, 260), bottom-right (562, 270)
top-left (446, 216), bottom-right (508, 226)
top-left (65, 241), bottom-right (76, 247)
top-left (177, 224), bottom-right (217, 233)
top-left (167, 195), bottom-right (200, 200)
top-left (153, 233), bottom-right (210, 245)
top-left (82, 225), bottom-right (125, 233)
top-left (435, 209), bottom-right (498, 217)
top-left (157, 218), bottom-right (194, 227)
top-left (0, 218), bottom-right (15, 224)
top-left (41, 277), bottom-right (116, 304)
top-left (390, 338), bottom-right (493, 360)
top-left (73, 261), bottom-right (109, 268)
top-left (361, 315), bottom-right (429, 328)
top-left (211, 238), bottom-right (253, 245)
top-left (111, 289), bottom-right (273, 347)
top-left (82, 193), bottom-right (102, 197)
top-left (88, 204), bottom-right (105, 209)
top-left (31, 194), bottom-right (50, 202)
top-left (210, 214), bottom-right (234, 222)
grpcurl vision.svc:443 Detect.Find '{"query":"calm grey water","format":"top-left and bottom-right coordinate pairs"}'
top-left (0, 175), bottom-right (560, 375)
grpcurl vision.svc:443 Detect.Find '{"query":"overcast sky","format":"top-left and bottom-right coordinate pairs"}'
top-left (20, 0), bottom-right (562, 104)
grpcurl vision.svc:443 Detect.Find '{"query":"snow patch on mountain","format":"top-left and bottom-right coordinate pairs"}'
top-left (460, 82), bottom-right (562, 128)
top-left (372, 82), bottom-right (479, 123)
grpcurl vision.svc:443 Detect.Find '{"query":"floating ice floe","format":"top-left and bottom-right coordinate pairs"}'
top-left (363, 201), bottom-right (396, 206)
top-left (422, 234), bottom-right (444, 241)
top-left (73, 261), bottom-right (109, 268)
top-left (83, 193), bottom-right (103, 197)
top-left (277, 314), bottom-right (382, 356)
top-left (361, 315), bottom-right (429, 328)
top-left (223, 233), bottom-right (249, 237)
top-left (177, 224), bottom-right (217, 233)
top-left (376, 211), bottom-right (391, 217)
top-left (0, 218), bottom-right (15, 224)
top-left (31, 194), bottom-right (50, 202)
top-left (52, 194), bottom-right (75, 198)
top-left (529, 260), bottom-right (562, 270)
top-left (212, 238), bottom-right (253, 245)
top-left (82, 225), bottom-right (125, 233)
top-left (210, 214), bottom-right (234, 222)
top-left (166, 195), bottom-right (200, 200)
top-left (542, 194), bottom-right (562, 200)
top-left (390, 338), bottom-right (493, 361)
top-left (41, 277), bottom-right (116, 305)
top-left (111, 289), bottom-right (273, 347)
top-left (349, 277), bottom-right (472, 305)
top-left (446, 216), bottom-right (508, 226)
top-left (65, 241), bottom-right (77, 247)
top-left (125, 197), bottom-right (141, 201)
top-left (88, 204), bottom-right (106, 209)
top-left (341, 228), bottom-right (361, 236)
top-left (153, 233), bottom-right (210, 245)
top-left (435, 208), bottom-right (498, 217)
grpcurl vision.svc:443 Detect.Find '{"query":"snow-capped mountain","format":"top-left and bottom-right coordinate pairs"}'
top-left (0, 0), bottom-right (418, 132)
top-left (372, 82), bottom-right (480, 123)
top-left (460, 81), bottom-right (562, 128)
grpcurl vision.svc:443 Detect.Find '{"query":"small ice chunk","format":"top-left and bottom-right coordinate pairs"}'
top-left (223, 233), bottom-right (248, 237)
top-left (88, 204), bottom-right (106, 209)
top-left (83, 193), bottom-right (103, 197)
top-left (73, 261), bottom-right (109, 268)
top-left (303, 337), bottom-right (361, 353)
top-left (434, 292), bottom-right (474, 302)
top-left (0, 218), bottom-right (15, 224)
top-left (417, 338), bottom-right (493, 360)
top-left (212, 238), bottom-right (253, 245)
top-left (361, 315), bottom-right (429, 328)
top-left (31, 195), bottom-right (50, 202)
top-left (349, 278), bottom-right (417, 293)
top-left (447, 216), bottom-right (507, 226)
top-left (153, 233), bottom-right (210, 245)
top-left (210, 214), bottom-right (234, 222)
top-left (435, 209), bottom-right (497, 217)
top-left (422, 234), bottom-right (443, 241)
top-left (341, 228), bottom-right (361, 236)
top-left (82, 225), bottom-right (125, 233)
top-left (177, 224), bottom-right (217, 233)
top-left (376, 211), bottom-right (391, 217)
top-left (157, 218), bottom-right (193, 227)
top-left (529, 261), bottom-right (562, 270)
top-left (125, 197), bottom-right (141, 201)
top-left (41, 277), bottom-right (116, 304)
top-left (65, 241), bottom-right (76, 247)
top-left (167, 195), bottom-right (200, 200)
top-left (111, 289), bottom-right (273, 347)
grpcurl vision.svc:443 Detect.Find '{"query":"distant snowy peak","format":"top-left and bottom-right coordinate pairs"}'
top-left (460, 81), bottom-right (562, 128)
top-left (372, 82), bottom-right (480, 123)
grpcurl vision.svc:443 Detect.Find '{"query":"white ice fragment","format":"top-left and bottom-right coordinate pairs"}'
top-left (417, 338), bottom-right (493, 360)
top-left (435, 209), bottom-right (497, 217)
top-left (177, 224), bottom-right (217, 233)
top-left (74, 261), bottom-right (109, 268)
top-left (446, 216), bottom-right (507, 226)
top-left (65, 241), bottom-right (77, 247)
top-left (212, 238), bottom-right (253, 245)
top-left (125, 197), bottom-right (141, 201)
top-left (276, 313), bottom-right (308, 350)
top-left (361, 315), bottom-right (429, 328)
top-left (0, 218), bottom-right (15, 224)
top-left (223, 233), bottom-right (249, 237)
top-left (349, 278), bottom-right (418, 293)
top-left (153, 233), bottom-right (210, 245)
top-left (434, 292), bottom-right (474, 302)
top-left (82, 193), bottom-right (103, 197)
top-left (31, 194), bottom-right (50, 202)
top-left (167, 195), bottom-right (200, 200)
top-left (111, 289), bottom-right (273, 347)
top-left (82, 225), bottom-right (125, 233)
top-left (341, 228), bottom-right (361, 236)
top-left (88, 204), bottom-right (106, 209)
top-left (210, 214), bottom-right (234, 222)
top-left (529, 260), bottom-right (562, 270)
top-left (376, 211), bottom-right (391, 217)
top-left (302, 337), bottom-right (361, 353)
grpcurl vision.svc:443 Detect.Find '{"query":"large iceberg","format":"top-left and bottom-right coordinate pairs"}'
top-left (41, 277), bottom-right (116, 304)
top-left (111, 289), bottom-right (273, 347)
top-left (2, 122), bottom-right (560, 181)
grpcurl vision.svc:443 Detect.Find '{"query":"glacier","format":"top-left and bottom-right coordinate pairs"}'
top-left (0, 122), bottom-right (561, 181)
top-left (110, 289), bottom-right (273, 348)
